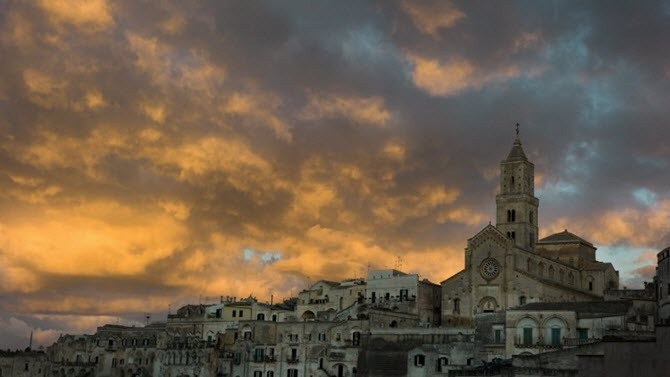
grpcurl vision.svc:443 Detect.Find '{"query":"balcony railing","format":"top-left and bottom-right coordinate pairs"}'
top-left (286, 357), bottom-right (299, 364)
top-left (563, 337), bottom-right (601, 347)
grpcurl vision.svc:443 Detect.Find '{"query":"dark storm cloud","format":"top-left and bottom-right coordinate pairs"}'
top-left (0, 0), bottom-right (669, 348)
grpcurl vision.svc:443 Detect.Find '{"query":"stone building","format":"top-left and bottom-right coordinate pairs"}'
top-left (365, 270), bottom-right (441, 327)
top-left (441, 131), bottom-right (619, 327)
top-left (219, 319), bottom-right (366, 377)
top-left (656, 246), bottom-right (670, 323)
top-left (296, 279), bottom-right (365, 321)
top-left (0, 350), bottom-right (47, 377)
top-left (504, 301), bottom-right (653, 358)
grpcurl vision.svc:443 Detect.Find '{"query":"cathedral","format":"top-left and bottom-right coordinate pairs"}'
top-left (441, 129), bottom-right (620, 325)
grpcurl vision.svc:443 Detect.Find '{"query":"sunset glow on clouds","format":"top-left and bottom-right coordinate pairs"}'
top-left (1, 0), bottom-right (670, 348)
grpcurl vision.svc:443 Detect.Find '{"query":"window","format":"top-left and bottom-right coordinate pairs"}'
top-left (254, 372), bottom-right (263, 377)
top-left (453, 298), bottom-right (460, 314)
top-left (519, 296), bottom-right (526, 306)
top-left (232, 310), bottom-right (237, 318)
top-left (526, 258), bottom-right (532, 272)
top-left (239, 310), bottom-right (244, 317)
top-left (578, 328), bottom-right (588, 340)
top-left (511, 231), bottom-right (516, 240)
top-left (287, 369), bottom-right (298, 377)
top-left (529, 233), bottom-right (534, 247)
top-left (337, 365), bottom-right (345, 377)
top-left (272, 314), bottom-right (277, 322)
top-left (24, 363), bottom-right (28, 371)
top-left (589, 281), bottom-right (593, 291)
top-left (511, 209), bottom-right (516, 222)
top-left (254, 348), bottom-right (264, 362)
top-left (436, 357), bottom-right (448, 372)
top-left (529, 211), bottom-right (533, 223)
top-left (385, 292), bottom-right (390, 301)
top-left (352, 331), bottom-right (361, 346)
top-left (467, 358), bottom-right (474, 366)
top-left (268, 372), bottom-right (274, 377)
top-left (551, 328), bottom-right (561, 346)
top-left (108, 339), bottom-right (114, 347)
top-left (112, 358), bottom-right (117, 368)
top-left (414, 354), bottom-right (425, 367)
top-left (399, 289), bottom-right (408, 301)
top-left (523, 328), bottom-right (533, 346)
top-left (257, 313), bottom-right (265, 321)
top-left (494, 329), bottom-right (502, 344)
top-left (549, 266), bottom-right (555, 279)
top-left (336, 333), bottom-right (341, 341)
top-left (371, 292), bottom-right (376, 303)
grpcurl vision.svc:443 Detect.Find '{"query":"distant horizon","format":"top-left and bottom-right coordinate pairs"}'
top-left (1, 0), bottom-right (669, 350)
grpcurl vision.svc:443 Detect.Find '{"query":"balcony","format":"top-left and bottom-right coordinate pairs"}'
top-left (286, 357), bottom-right (299, 364)
top-left (264, 356), bottom-right (276, 363)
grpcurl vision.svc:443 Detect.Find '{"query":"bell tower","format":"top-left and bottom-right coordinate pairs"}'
top-left (496, 124), bottom-right (539, 251)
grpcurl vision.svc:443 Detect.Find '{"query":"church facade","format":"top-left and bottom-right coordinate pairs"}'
top-left (441, 131), bottom-right (620, 326)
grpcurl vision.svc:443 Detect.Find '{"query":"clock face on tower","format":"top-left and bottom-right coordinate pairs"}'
top-left (480, 257), bottom-right (501, 280)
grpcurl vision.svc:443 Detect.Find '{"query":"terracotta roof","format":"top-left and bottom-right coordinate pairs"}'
top-left (538, 229), bottom-right (594, 247)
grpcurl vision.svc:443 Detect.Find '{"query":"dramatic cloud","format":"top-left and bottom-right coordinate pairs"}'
top-left (1, 0), bottom-right (669, 349)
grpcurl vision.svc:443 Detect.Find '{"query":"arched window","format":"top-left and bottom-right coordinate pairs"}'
top-left (545, 317), bottom-right (567, 346)
top-left (519, 296), bottom-right (527, 306)
top-left (414, 354), bottom-right (425, 367)
top-left (389, 320), bottom-right (398, 328)
top-left (512, 209), bottom-right (516, 222)
top-left (548, 266), bottom-right (555, 279)
top-left (337, 364), bottom-right (345, 377)
top-left (517, 318), bottom-right (539, 346)
top-left (568, 272), bottom-right (575, 286)
top-left (538, 263), bottom-right (545, 277)
top-left (257, 313), bottom-right (265, 321)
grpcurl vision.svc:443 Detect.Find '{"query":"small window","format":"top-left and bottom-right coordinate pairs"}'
top-left (589, 281), bottom-right (593, 291)
top-left (436, 357), bottom-right (448, 372)
top-left (519, 296), bottom-right (526, 306)
top-left (287, 369), bottom-right (298, 377)
top-left (232, 310), bottom-right (237, 318)
top-left (352, 331), bottom-right (361, 346)
top-left (24, 363), bottom-right (29, 371)
top-left (467, 358), bottom-right (474, 366)
top-left (453, 298), bottom-right (460, 314)
top-left (254, 372), bottom-right (262, 377)
top-left (494, 329), bottom-right (502, 344)
top-left (272, 314), bottom-right (277, 322)
top-left (414, 354), bottom-right (425, 367)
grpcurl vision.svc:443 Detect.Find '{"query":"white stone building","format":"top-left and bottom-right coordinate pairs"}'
top-left (366, 269), bottom-right (441, 327)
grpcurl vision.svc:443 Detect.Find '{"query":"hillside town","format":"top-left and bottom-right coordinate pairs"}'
top-left (2, 133), bottom-right (668, 377)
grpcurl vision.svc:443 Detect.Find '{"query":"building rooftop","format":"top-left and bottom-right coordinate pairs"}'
top-left (512, 300), bottom-right (632, 315)
top-left (538, 229), bottom-right (594, 247)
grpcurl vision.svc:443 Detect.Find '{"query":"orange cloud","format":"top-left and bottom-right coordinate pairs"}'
top-left (407, 54), bottom-right (522, 96)
top-left (401, 0), bottom-right (465, 39)
top-left (37, 0), bottom-right (114, 32)
top-left (300, 93), bottom-right (392, 126)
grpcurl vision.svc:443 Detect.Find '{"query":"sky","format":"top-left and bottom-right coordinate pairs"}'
top-left (1, 0), bottom-right (670, 349)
